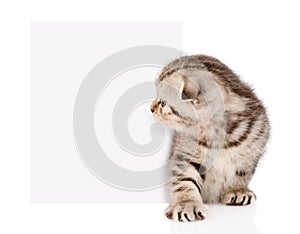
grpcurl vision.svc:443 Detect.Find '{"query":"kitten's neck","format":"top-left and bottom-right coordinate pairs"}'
top-left (177, 116), bottom-right (226, 149)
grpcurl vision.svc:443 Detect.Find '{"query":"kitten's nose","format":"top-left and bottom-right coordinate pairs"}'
top-left (150, 100), bottom-right (158, 113)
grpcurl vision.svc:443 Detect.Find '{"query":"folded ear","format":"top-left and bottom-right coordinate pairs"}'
top-left (186, 70), bottom-right (225, 114)
top-left (182, 76), bottom-right (201, 100)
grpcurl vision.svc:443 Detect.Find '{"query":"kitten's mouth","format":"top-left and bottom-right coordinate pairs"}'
top-left (150, 100), bottom-right (197, 128)
top-left (152, 112), bottom-right (196, 129)
top-left (168, 106), bottom-right (180, 116)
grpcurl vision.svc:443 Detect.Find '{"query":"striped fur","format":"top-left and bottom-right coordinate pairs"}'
top-left (150, 55), bottom-right (270, 222)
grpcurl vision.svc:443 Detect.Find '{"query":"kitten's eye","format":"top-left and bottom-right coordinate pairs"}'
top-left (160, 100), bottom-right (166, 107)
top-left (181, 92), bottom-right (189, 100)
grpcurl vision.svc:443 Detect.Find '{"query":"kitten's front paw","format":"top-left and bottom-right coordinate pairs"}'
top-left (165, 200), bottom-right (208, 222)
top-left (222, 189), bottom-right (256, 206)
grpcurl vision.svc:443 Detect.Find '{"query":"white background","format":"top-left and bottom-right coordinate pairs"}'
top-left (1, 0), bottom-right (300, 233)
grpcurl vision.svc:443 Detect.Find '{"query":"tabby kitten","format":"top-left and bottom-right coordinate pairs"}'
top-left (150, 55), bottom-right (270, 222)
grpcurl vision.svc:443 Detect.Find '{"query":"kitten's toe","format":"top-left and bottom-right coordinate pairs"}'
top-left (193, 202), bottom-right (208, 220)
top-left (222, 189), bottom-right (256, 206)
top-left (164, 201), bottom-right (208, 222)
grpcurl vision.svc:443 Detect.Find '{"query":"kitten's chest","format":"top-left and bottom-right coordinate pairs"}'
top-left (202, 153), bottom-right (238, 203)
top-left (208, 151), bottom-right (236, 177)
top-left (203, 148), bottom-right (247, 178)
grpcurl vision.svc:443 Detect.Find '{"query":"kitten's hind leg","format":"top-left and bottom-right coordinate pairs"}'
top-left (221, 188), bottom-right (256, 206)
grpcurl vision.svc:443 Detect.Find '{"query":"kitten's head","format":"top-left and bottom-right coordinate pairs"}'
top-left (150, 72), bottom-right (204, 131)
